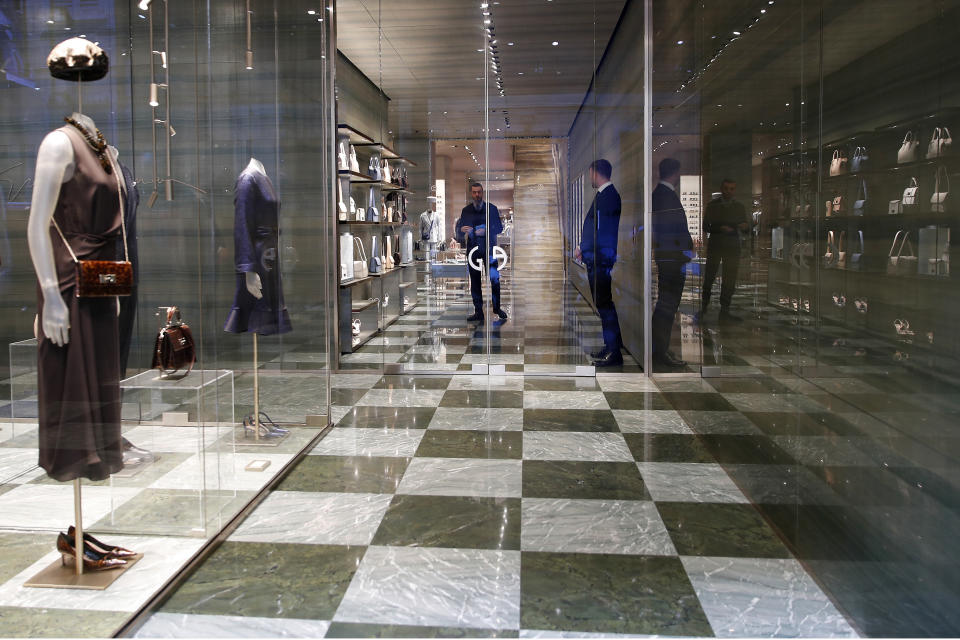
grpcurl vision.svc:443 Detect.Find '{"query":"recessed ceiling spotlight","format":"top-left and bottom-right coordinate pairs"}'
top-left (551, 41), bottom-right (559, 46)
top-left (307, 9), bottom-right (316, 14)
top-left (677, 40), bottom-right (683, 45)
top-left (732, 30), bottom-right (741, 35)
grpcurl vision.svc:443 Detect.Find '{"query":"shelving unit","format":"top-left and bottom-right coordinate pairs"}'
top-left (335, 122), bottom-right (417, 358)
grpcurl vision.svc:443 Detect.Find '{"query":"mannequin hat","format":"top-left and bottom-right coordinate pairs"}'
top-left (47, 38), bottom-right (109, 82)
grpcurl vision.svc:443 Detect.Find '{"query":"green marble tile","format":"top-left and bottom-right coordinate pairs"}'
top-left (662, 392), bottom-right (737, 412)
top-left (0, 533), bottom-right (57, 584)
top-left (742, 412), bottom-right (861, 437)
top-left (374, 376), bottom-right (453, 390)
top-left (276, 455), bottom-right (409, 493)
top-left (520, 552), bottom-right (713, 635)
top-left (604, 392), bottom-right (673, 410)
top-left (371, 495), bottom-right (521, 549)
top-left (332, 388), bottom-right (370, 406)
top-left (522, 460), bottom-right (650, 500)
top-left (523, 409), bottom-right (618, 432)
top-left (0, 606), bottom-right (130, 637)
top-left (337, 406), bottom-right (437, 429)
top-left (623, 434), bottom-right (716, 463)
top-left (697, 434), bottom-right (797, 465)
top-left (90, 489), bottom-right (255, 536)
top-left (441, 390), bottom-right (524, 409)
top-left (325, 623), bottom-right (518, 638)
top-left (160, 541), bottom-right (364, 619)
top-left (416, 430), bottom-right (522, 459)
top-left (706, 377), bottom-right (795, 394)
top-left (657, 502), bottom-right (792, 558)
top-left (523, 378), bottom-right (600, 391)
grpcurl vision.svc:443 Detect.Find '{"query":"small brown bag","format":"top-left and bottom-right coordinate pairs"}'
top-left (151, 307), bottom-right (196, 377)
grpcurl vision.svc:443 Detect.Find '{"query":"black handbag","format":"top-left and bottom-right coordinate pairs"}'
top-left (151, 307), bottom-right (196, 378)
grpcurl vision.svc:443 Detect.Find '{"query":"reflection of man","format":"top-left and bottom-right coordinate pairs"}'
top-left (456, 182), bottom-right (507, 322)
top-left (575, 159), bottom-right (622, 367)
top-left (652, 158), bottom-right (692, 368)
top-left (702, 179), bottom-right (748, 322)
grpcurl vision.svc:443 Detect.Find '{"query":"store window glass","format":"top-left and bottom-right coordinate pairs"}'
top-left (0, 0), bottom-right (332, 630)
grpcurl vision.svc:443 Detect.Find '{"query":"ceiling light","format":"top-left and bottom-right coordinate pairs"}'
top-left (551, 41), bottom-right (558, 46)
top-left (307, 9), bottom-right (316, 14)
top-left (137, 0), bottom-right (153, 9)
top-left (676, 40), bottom-right (683, 45)
top-left (46, 19), bottom-right (54, 24)
top-left (733, 31), bottom-right (741, 35)
top-left (508, 42), bottom-right (514, 46)
top-left (484, 19), bottom-right (491, 24)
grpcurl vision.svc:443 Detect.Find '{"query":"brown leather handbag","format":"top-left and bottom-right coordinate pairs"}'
top-left (151, 307), bottom-right (196, 377)
top-left (52, 155), bottom-right (133, 297)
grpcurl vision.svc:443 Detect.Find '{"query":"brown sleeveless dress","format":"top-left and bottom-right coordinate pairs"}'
top-left (37, 125), bottom-right (124, 482)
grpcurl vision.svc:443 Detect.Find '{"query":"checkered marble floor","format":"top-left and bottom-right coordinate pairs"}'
top-left (136, 373), bottom-right (860, 638)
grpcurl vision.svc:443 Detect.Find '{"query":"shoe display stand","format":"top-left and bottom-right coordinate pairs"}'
top-left (24, 552), bottom-right (142, 591)
top-left (335, 122), bottom-right (417, 360)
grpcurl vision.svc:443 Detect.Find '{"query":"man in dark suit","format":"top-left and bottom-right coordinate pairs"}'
top-left (652, 158), bottom-right (692, 368)
top-left (456, 182), bottom-right (507, 323)
top-left (576, 159), bottom-right (623, 367)
top-left (702, 178), bottom-right (748, 322)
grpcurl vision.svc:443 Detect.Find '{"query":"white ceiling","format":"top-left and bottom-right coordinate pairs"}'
top-left (336, 0), bottom-right (626, 139)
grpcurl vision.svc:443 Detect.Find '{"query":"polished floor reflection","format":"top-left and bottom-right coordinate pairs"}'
top-left (134, 373), bottom-right (862, 638)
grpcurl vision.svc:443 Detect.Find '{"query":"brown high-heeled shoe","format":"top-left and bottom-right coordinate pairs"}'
top-left (56, 532), bottom-right (126, 572)
top-left (67, 526), bottom-right (137, 559)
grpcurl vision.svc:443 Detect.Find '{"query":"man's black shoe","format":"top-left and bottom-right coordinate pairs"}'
top-left (494, 308), bottom-right (508, 320)
top-left (590, 348), bottom-right (609, 359)
top-left (467, 312), bottom-right (484, 322)
top-left (653, 351), bottom-right (686, 368)
top-left (593, 350), bottom-right (624, 367)
top-left (719, 309), bottom-right (743, 323)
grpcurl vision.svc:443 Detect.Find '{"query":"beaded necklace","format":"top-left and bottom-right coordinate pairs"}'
top-left (64, 116), bottom-right (113, 174)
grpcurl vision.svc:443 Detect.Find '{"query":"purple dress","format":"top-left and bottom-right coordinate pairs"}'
top-left (223, 169), bottom-right (292, 336)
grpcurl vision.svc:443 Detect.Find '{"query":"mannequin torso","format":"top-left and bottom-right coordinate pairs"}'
top-left (241, 158), bottom-right (266, 299)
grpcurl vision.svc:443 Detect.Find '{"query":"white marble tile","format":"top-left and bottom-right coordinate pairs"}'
top-left (523, 365), bottom-right (581, 375)
top-left (0, 484), bottom-right (141, 529)
top-left (638, 463), bottom-right (748, 503)
top-left (135, 613), bottom-right (330, 638)
top-left (722, 393), bottom-right (804, 413)
top-left (0, 535), bottom-right (204, 612)
top-left (523, 391), bottom-right (610, 410)
top-left (397, 458), bottom-right (522, 498)
top-left (428, 408), bottom-right (524, 431)
top-left (614, 410), bottom-right (693, 434)
top-left (229, 491), bottom-right (392, 545)
top-left (354, 389), bottom-right (446, 408)
top-left (330, 406), bottom-right (353, 423)
top-left (681, 556), bottom-right (858, 638)
top-left (149, 452), bottom-right (291, 491)
top-left (334, 546), bottom-right (520, 630)
top-left (330, 373), bottom-right (383, 389)
top-left (446, 376), bottom-right (526, 391)
top-left (521, 498), bottom-right (676, 556)
top-left (399, 362), bottom-right (463, 372)
top-left (368, 337), bottom-right (419, 346)
top-left (523, 432), bottom-right (633, 462)
top-left (597, 375), bottom-right (659, 393)
top-left (0, 448), bottom-right (44, 484)
top-left (121, 425), bottom-right (234, 454)
top-left (308, 428), bottom-right (423, 457)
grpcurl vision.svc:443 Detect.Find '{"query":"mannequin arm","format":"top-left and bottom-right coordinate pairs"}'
top-left (245, 271), bottom-right (263, 299)
top-left (27, 131), bottom-right (75, 347)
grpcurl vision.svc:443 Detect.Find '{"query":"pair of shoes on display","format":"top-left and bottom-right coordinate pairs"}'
top-left (243, 411), bottom-right (289, 439)
top-left (122, 437), bottom-right (157, 467)
top-left (593, 349), bottom-right (624, 367)
top-left (653, 350), bottom-right (686, 368)
top-left (57, 528), bottom-right (137, 572)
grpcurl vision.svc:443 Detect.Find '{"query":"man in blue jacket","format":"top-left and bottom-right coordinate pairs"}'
top-left (456, 182), bottom-right (507, 322)
top-left (651, 158), bottom-right (693, 369)
top-left (576, 159), bottom-right (623, 367)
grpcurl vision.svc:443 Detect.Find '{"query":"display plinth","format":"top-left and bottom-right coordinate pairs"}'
top-left (24, 553), bottom-right (142, 590)
top-left (120, 369), bottom-right (234, 426)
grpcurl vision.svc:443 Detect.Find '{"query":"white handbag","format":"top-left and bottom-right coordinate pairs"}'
top-left (340, 232), bottom-right (354, 281)
top-left (931, 166), bottom-right (950, 213)
top-left (902, 177), bottom-right (919, 208)
top-left (898, 130), bottom-right (919, 164)
top-left (338, 178), bottom-right (348, 221)
top-left (353, 236), bottom-right (369, 279)
top-left (349, 196), bottom-right (356, 215)
top-left (383, 159), bottom-right (392, 184)
top-left (829, 149), bottom-right (847, 177)
top-left (338, 140), bottom-right (349, 171)
top-left (926, 126), bottom-right (952, 159)
top-left (385, 235), bottom-right (394, 269)
top-left (349, 145), bottom-right (360, 173)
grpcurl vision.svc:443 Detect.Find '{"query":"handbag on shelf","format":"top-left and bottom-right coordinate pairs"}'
top-left (898, 130), bottom-right (919, 164)
top-left (887, 230), bottom-right (918, 275)
top-left (52, 155), bottom-right (132, 298)
top-left (850, 230), bottom-right (864, 270)
top-left (338, 140), bottom-right (349, 171)
top-left (349, 196), bottom-right (357, 215)
top-left (926, 126), bottom-right (953, 159)
top-left (823, 230), bottom-right (837, 268)
top-left (349, 145), bottom-right (360, 173)
top-left (151, 307), bottom-right (196, 378)
top-left (368, 154), bottom-right (381, 181)
top-left (888, 199), bottom-right (902, 215)
top-left (829, 149), bottom-right (847, 177)
top-left (385, 236), bottom-right (394, 269)
top-left (902, 177), bottom-right (919, 209)
top-left (850, 146), bottom-right (868, 173)
top-left (340, 232), bottom-right (355, 281)
top-left (368, 186), bottom-right (379, 222)
top-left (836, 230), bottom-right (847, 269)
top-left (369, 235), bottom-right (382, 274)
top-left (382, 159), bottom-right (392, 184)
top-left (353, 236), bottom-right (369, 279)
top-left (931, 166), bottom-right (950, 213)
top-left (825, 199), bottom-right (833, 217)
top-left (853, 179), bottom-right (867, 216)
top-left (338, 178), bottom-right (348, 221)
top-left (832, 195), bottom-right (844, 215)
